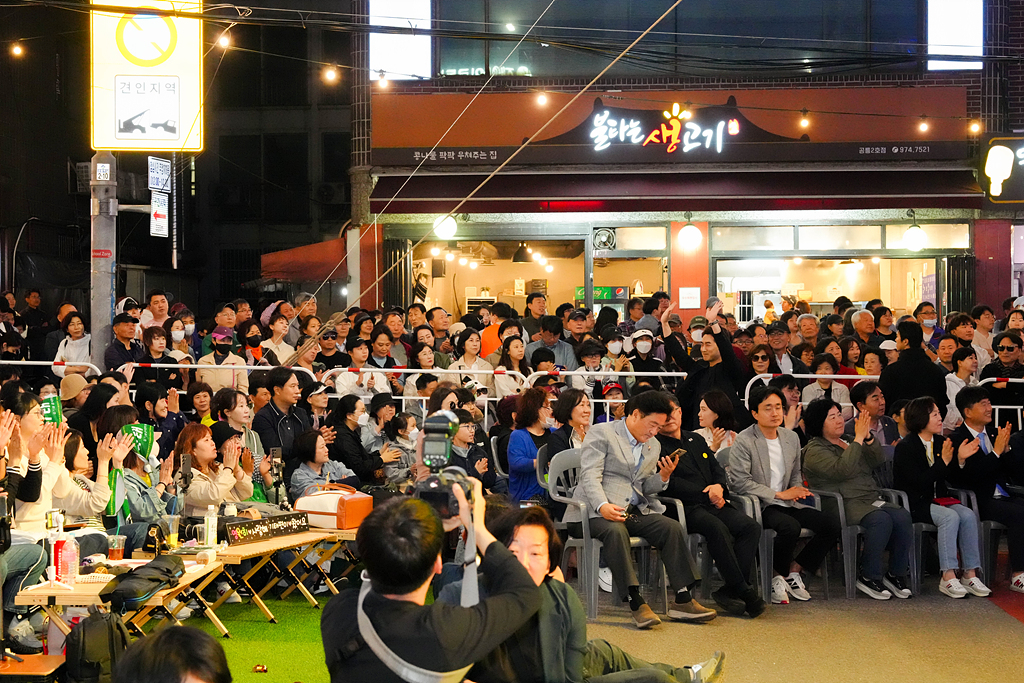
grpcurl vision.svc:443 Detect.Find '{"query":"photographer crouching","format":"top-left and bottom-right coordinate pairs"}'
top-left (320, 466), bottom-right (541, 682)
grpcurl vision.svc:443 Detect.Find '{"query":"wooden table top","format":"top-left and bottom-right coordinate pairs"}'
top-left (215, 530), bottom-right (335, 563)
top-left (15, 561), bottom-right (222, 607)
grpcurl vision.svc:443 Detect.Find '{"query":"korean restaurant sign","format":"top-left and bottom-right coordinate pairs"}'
top-left (981, 135), bottom-right (1024, 204)
top-left (372, 95), bottom-right (969, 166)
top-left (91, 0), bottom-right (203, 151)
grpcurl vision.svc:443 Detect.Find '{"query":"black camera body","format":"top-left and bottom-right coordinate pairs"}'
top-left (412, 412), bottom-right (473, 518)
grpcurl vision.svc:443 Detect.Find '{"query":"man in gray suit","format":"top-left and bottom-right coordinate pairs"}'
top-left (564, 391), bottom-right (715, 628)
top-left (728, 385), bottom-right (841, 606)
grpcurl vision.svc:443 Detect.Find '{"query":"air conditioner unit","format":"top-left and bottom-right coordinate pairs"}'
top-left (316, 182), bottom-right (349, 205)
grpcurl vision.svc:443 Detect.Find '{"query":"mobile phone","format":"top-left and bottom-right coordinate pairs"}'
top-left (270, 447), bottom-right (282, 464)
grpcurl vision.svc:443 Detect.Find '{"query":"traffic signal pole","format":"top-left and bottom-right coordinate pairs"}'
top-left (90, 151), bottom-right (117, 369)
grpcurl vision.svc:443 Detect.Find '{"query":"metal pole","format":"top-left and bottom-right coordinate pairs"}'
top-left (90, 151), bottom-right (117, 370)
top-left (171, 152), bottom-right (179, 270)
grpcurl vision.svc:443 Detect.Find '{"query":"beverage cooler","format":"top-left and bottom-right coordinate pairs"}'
top-left (576, 286), bottom-right (630, 318)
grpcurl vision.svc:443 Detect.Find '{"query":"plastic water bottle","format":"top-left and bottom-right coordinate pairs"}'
top-left (202, 504), bottom-right (218, 546)
top-left (55, 533), bottom-right (80, 584)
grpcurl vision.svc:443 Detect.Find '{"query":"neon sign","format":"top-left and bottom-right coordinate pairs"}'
top-left (590, 102), bottom-right (742, 154)
top-left (981, 136), bottom-right (1024, 204)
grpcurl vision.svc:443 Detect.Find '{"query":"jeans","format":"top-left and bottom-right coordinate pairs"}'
top-left (0, 543), bottom-right (47, 615)
top-left (860, 506), bottom-right (913, 580)
top-left (583, 638), bottom-right (698, 683)
top-left (929, 504), bottom-right (981, 572)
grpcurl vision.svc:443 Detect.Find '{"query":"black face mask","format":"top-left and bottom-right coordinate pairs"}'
top-left (1, 351), bottom-right (19, 360)
top-left (213, 343), bottom-right (232, 355)
top-left (246, 334), bottom-right (262, 348)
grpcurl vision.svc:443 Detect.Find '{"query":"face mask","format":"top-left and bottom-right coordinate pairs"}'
top-left (246, 334), bottom-right (262, 348)
top-left (607, 341), bottom-right (622, 355)
top-left (635, 341), bottom-right (652, 354)
top-left (475, 396), bottom-right (488, 409)
top-left (213, 343), bottom-right (232, 355)
top-left (357, 412), bottom-right (370, 426)
top-left (184, 323), bottom-right (196, 336)
top-left (543, 416), bottom-right (556, 429)
top-left (690, 330), bottom-right (703, 343)
top-left (1, 351), bottom-right (19, 360)
top-left (171, 330), bottom-right (185, 343)
top-left (923, 319), bottom-right (937, 328)
top-left (408, 427), bottom-right (420, 443)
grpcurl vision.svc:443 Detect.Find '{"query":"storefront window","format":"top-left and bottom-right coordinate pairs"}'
top-left (798, 225), bottom-right (882, 251)
top-left (883, 223), bottom-right (970, 250)
top-left (712, 226), bottom-right (793, 251)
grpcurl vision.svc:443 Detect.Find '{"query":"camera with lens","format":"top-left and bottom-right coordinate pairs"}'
top-left (412, 412), bottom-right (473, 518)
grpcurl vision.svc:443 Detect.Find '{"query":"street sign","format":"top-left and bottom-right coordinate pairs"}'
top-left (981, 135), bottom-right (1024, 204)
top-left (91, 0), bottom-right (203, 151)
top-left (151, 191), bottom-right (169, 237)
top-left (148, 156), bottom-right (171, 191)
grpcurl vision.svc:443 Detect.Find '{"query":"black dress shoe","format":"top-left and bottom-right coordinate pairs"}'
top-left (711, 588), bottom-right (746, 616)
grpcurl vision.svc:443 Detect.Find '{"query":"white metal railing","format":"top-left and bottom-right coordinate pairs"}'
top-left (743, 373), bottom-right (881, 409)
top-left (1, 359), bottom-right (103, 376)
top-left (976, 376), bottom-right (1024, 430)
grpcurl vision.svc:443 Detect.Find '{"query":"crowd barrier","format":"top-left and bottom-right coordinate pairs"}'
top-left (742, 373), bottom-right (880, 409)
top-left (976, 376), bottom-right (1024, 430)
top-left (0, 359), bottom-right (103, 377)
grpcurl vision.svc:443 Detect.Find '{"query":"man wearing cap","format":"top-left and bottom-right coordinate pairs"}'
top-left (628, 329), bottom-right (666, 389)
top-left (202, 303), bottom-right (240, 357)
top-left (59, 374), bottom-right (91, 419)
top-left (879, 339), bottom-right (900, 365)
top-left (196, 326), bottom-right (248, 393)
top-left (659, 305), bottom-right (698, 373)
top-left (525, 315), bottom-right (578, 370)
top-left (104, 312), bottom-right (143, 371)
top-left (677, 301), bottom-right (748, 431)
top-left (767, 321), bottom-right (810, 379)
top-left (564, 310), bottom-right (588, 349)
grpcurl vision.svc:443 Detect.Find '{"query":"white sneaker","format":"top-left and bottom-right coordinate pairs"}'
top-left (1010, 574), bottom-right (1024, 594)
top-left (771, 575), bottom-right (789, 604)
top-left (168, 598), bottom-right (193, 619)
top-left (784, 572), bottom-right (812, 601)
top-left (962, 576), bottom-right (992, 597)
top-left (938, 577), bottom-right (968, 598)
top-left (217, 581), bottom-right (242, 604)
top-left (598, 567), bottom-right (613, 593)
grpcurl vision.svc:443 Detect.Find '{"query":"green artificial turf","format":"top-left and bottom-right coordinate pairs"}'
top-left (187, 593), bottom-right (334, 683)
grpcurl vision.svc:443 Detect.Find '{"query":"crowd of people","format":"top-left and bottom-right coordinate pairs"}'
top-left (3, 286), bottom-right (1024, 681)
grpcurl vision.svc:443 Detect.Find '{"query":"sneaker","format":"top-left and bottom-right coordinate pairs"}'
top-left (963, 576), bottom-right (992, 597)
top-left (598, 567), bottom-right (613, 593)
top-left (217, 581), bottom-right (242, 604)
top-left (6, 616), bottom-right (44, 655)
top-left (771, 575), bottom-right (789, 604)
top-left (688, 650), bottom-right (726, 683)
top-left (168, 598), bottom-right (194, 619)
top-left (630, 602), bottom-right (662, 629)
top-left (938, 577), bottom-right (968, 599)
top-left (784, 572), bottom-right (812, 601)
top-left (667, 599), bottom-right (717, 623)
top-left (1010, 574), bottom-right (1024, 594)
top-left (856, 576), bottom-right (892, 600)
top-left (27, 608), bottom-right (47, 634)
top-left (711, 588), bottom-right (746, 616)
top-left (882, 573), bottom-right (912, 599)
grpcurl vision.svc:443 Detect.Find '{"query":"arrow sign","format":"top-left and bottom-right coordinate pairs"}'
top-left (150, 190), bottom-right (169, 237)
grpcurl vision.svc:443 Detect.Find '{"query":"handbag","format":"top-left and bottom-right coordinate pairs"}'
top-left (294, 483), bottom-right (373, 529)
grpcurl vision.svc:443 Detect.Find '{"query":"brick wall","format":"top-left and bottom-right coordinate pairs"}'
top-left (1009, 0), bottom-right (1024, 130)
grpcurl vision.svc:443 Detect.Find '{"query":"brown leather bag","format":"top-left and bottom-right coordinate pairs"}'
top-left (293, 483), bottom-right (373, 529)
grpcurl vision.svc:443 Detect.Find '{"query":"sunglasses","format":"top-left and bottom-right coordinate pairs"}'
top-left (321, 332), bottom-right (338, 340)
top-left (998, 345), bottom-right (1018, 352)
top-left (752, 354), bottom-right (769, 361)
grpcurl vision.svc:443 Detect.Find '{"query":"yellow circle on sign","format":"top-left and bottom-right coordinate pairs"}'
top-left (116, 10), bottom-right (177, 68)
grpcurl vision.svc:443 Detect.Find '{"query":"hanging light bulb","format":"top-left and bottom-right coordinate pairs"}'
top-left (532, 252), bottom-right (542, 261)
top-left (323, 67), bottom-right (339, 82)
top-left (918, 115), bottom-right (929, 133)
top-left (792, 257), bottom-right (803, 265)
top-left (433, 215), bottom-right (457, 239)
top-left (677, 212), bottom-right (702, 251)
top-left (11, 44), bottom-right (24, 56)
top-left (458, 257), bottom-right (468, 266)
top-left (799, 108), bottom-right (810, 128)
top-left (871, 257), bottom-right (881, 264)
top-left (539, 258), bottom-right (548, 266)
top-left (445, 252), bottom-right (455, 262)
top-left (377, 70), bottom-right (389, 88)
top-left (537, 93), bottom-right (547, 105)
top-left (430, 246), bottom-right (440, 257)
top-left (545, 264), bottom-right (554, 273)
top-left (970, 121), bottom-right (982, 134)
top-left (469, 261), bottom-right (479, 270)
top-left (902, 210), bottom-right (927, 251)
top-left (217, 33), bottom-right (230, 48)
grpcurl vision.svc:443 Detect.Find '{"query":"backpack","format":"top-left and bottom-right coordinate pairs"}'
top-left (64, 607), bottom-right (132, 683)
top-left (99, 555), bottom-right (186, 613)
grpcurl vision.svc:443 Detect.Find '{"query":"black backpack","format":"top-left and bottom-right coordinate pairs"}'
top-left (99, 555), bottom-right (186, 612)
top-left (64, 607), bottom-right (132, 683)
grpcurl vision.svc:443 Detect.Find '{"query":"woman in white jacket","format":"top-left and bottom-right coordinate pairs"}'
top-left (493, 336), bottom-right (531, 399)
top-left (52, 312), bottom-right (93, 378)
top-left (448, 328), bottom-right (495, 397)
top-left (55, 429), bottom-right (127, 528)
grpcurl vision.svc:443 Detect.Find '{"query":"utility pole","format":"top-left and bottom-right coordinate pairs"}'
top-left (90, 151), bottom-right (117, 370)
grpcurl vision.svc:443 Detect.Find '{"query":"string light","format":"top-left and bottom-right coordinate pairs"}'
top-left (970, 121), bottom-right (982, 134)
top-left (539, 258), bottom-right (548, 266)
top-left (532, 252), bottom-right (542, 261)
top-left (377, 70), bottom-right (389, 88)
top-left (871, 257), bottom-right (881, 264)
top-left (918, 115), bottom-right (929, 133)
top-left (505, 23), bottom-right (516, 31)
top-left (681, 101), bottom-right (692, 119)
top-left (458, 257), bottom-right (468, 266)
top-left (545, 264), bottom-right (554, 273)
top-left (430, 246), bottom-right (440, 256)
top-left (445, 252), bottom-right (455, 262)
top-left (800, 108), bottom-right (810, 128)
top-left (217, 33), bottom-right (230, 47)
top-left (11, 44), bottom-right (23, 56)
top-left (469, 261), bottom-right (479, 269)
top-left (537, 93), bottom-right (547, 105)
top-left (323, 67), bottom-right (338, 82)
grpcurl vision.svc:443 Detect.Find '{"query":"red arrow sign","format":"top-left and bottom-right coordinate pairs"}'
top-left (153, 212), bottom-right (167, 220)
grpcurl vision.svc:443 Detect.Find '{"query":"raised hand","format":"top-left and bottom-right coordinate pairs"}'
top-left (380, 445), bottom-right (402, 464)
top-left (6, 422), bottom-right (23, 466)
top-left (167, 388), bottom-right (180, 414)
top-left (240, 447), bottom-right (254, 475)
top-left (957, 437), bottom-right (980, 463)
top-left (320, 425), bottom-right (337, 444)
top-left (366, 373), bottom-right (376, 390)
top-left (44, 423), bottom-right (69, 464)
top-left (853, 409), bottom-right (872, 444)
top-left (705, 300), bottom-right (723, 324)
top-left (711, 427), bottom-right (727, 452)
top-left (159, 452), bottom-right (175, 486)
top-left (222, 439), bottom-right (241, 470)
top-left (940, 438), bottom-right (954, 465)
top-left (994, 423), bottom-right (1012, 456)
top-left (0, 410), bottom-right (17, 454)
top-left (658, 451), bottom-right (679, 481)
top-left (27, 423), bottom-right (51, 459)
top-left (474, 458), bottom-right (489, 475)
top-left (785, 403), bottom-right (802, 431)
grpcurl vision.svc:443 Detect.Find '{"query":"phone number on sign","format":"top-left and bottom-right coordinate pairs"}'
top-left (858, 146), bottom-right (931, 155)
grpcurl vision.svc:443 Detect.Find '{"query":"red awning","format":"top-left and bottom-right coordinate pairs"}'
top-left (261, 238), bottom-right (348, 282)
top-left (370, 170), bottom-right (983, 213)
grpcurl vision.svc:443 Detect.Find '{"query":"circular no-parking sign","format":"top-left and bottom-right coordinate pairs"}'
top-left (115, 10), bottom-right (177, 67)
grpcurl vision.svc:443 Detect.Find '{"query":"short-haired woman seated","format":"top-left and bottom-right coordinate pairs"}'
top-left (288, 429), bottom-right (359, 501)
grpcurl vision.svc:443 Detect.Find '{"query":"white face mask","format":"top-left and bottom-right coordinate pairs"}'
top-left (184, 323), bottom-right (196, 336)
top-left (635, 340), bottom-right (653, 354)
top-left (408, 427), bottom-right (420, 443)
top-left (543, 416), bottom-right (556, 429)
top-left (922, 319), bottom-right (937, 328)
top-left (475, 396), bottom-right (488, 409)
top-left (357, 412), bottom-right (370, 426)
top-left (690, 329), bottom-right (703, 343)
top-left (607, 341), bottom-right (622, 355)
top-left (171, 330), bottom-right (185, 343)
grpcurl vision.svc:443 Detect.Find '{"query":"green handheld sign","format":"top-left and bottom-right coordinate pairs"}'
top-left (40, 396), bottom-right (63, 424)
top-left (121, 423), bottom-right (155, 459)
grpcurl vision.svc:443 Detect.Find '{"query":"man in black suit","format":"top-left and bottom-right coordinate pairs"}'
top-left (658, 395), bottom-right (766, 618)
top-left (878, 320), bottom-right (948, 416)
top-left (946, 386), bottom-right (1024, 593)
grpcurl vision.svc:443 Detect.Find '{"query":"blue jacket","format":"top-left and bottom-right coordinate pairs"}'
top-left (507, 429), bottom-right (548, 502)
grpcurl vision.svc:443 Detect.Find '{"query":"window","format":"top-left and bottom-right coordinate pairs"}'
top-left (798, 225), bottom-right (882, 251)
top-left (712, 226), bottom-right (794, 251)
top-left (884, 224), bottom-right (971, 250)
top-left (264, 134), bottom-right (309, 222)
top-left (263, 27), bottom-right (308, 106)
top-left (927, 0), bottom-right (982, 70)
top-left (370, 0), bottom-right (432, 81)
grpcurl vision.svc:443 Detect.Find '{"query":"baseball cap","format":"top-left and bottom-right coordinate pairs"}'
top-left (115, 297), bottom-right (140, 315)
top-left (211, 326), bottom-right (234, 340)
top-left (631, 328), bottom-right (654, 341)
top-left (568, 310), bottom-right (588, 322)
top-left (112, 312), bottom-right (139, 326)
top-left (767, 321), bottom-right (790, 335)
top-left (688, 315), bottom-right (708, 330)
top-left (879, 340), bottom-right (898, 351)
top-left (449, 322), bottom-right (467, 336)
top-left (301, 382), bottom-right (328, 403)
top-left (369, 392), bottom-right (397, 415)
top-left (60, 374), bottom-right (89, 401)
top-left (602, 382), bottom-right (624, 396)
top-left (666, 313), bottom-right (683, 327)
top-left (210, 421), bottom-right (242, 450)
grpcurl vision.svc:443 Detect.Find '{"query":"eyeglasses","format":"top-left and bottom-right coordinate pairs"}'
top-left (998, 345), bottom-right (1018, 352)
top-left (322, 332), bottom-right (338, 340)
top-left (752, 354), bottom-right (769, 361)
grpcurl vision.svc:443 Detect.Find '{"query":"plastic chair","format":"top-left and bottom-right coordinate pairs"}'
top-left (741, 493), bottom-right (830, 601)
top-left (714, 446), bottom-right (732, 469)
top-left (490, 435), bottom-right (508, 478)
top-left (808, 489), bottom-right (862, 599)
top-left (877, 488), bottom-right (936, 596)
top-left (949, 487), bottom-right (1009, 583)
top-left (536, 444), bottom-right (550, 491)
top-left (547, 449), bottom-right (669, 620)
